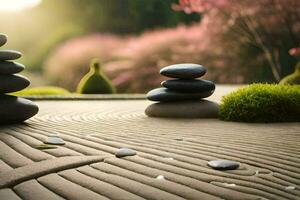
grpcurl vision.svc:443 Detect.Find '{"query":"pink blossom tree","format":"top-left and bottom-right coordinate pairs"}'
top-left (173, 0), bottom-right (300, 81)
top-left (289, 46), bottom-right (300, 57)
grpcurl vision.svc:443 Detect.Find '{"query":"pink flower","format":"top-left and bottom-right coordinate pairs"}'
top-left (289, 47), bottom-right (300, 57)
top-left (172, 0), bottom-right (228, 13)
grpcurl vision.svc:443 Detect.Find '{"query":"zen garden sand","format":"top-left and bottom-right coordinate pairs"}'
top-left (0, 33), bottom-right (299, 199)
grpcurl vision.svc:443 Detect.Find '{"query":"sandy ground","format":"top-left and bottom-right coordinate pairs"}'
top-left (0, 86), bottom-right (299, 200)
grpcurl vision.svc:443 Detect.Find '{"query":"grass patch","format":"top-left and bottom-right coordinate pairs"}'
top-left (11, 86), bottom-right (70, 96)
top-left (219, 84), bottom-right (300, 122)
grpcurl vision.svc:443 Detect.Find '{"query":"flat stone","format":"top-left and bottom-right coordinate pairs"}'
top-left (0, 74), bottom-right (30, 93)
top-left (207, 160), bottom-right (240, 170)
top-left (44, 136), bottom-right (65, 145)
top-left (147, 87), bottom-right (213, 102)
top-left (115, 148), bottom-right (137, 158)
top-left (162, 79), bottom-right (215, 93)
top-left (0, 95), bottom-right (39, 125)
top-left (160, 63), bottom-right (206, 79)
top-left (0, 50), bottom-right (22, 61)
top-left (145, 100), bottom-right (219, 118)
top-left (0, 34), bottom-right (7, 47)
top-left (0, 61), bottom-right (25, 74)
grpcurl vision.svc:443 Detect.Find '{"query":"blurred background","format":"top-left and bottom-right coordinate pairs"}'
top-left (0, 0), bottom-right (299, 93)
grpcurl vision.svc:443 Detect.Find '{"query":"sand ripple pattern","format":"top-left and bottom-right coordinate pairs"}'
top-left (0, 100), bottom-right (299, 200)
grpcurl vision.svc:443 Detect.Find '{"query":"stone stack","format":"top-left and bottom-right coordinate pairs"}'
top-left (0, 33), bottom-right (39, 125)
top-left (145, 63), bottom-right (219, 118)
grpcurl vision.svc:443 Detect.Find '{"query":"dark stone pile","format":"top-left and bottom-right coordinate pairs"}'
top-left (0, 33), bottom-right (38, 125)
top-left (145, 63), bottom-right (219, 118)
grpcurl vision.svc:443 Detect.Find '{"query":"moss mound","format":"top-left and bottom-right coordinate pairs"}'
top-left (11, 86), bottom-right (70, 96)
top-left (76, 59), bottom-right (116, 94)
top-left (219, 84), bottom-right (300, 122)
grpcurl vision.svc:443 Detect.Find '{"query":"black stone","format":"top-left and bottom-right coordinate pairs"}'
top-left (0, 34), bottom-right (7, 47)
top-left (0, 50), bottom-right (22, 61)
top-left (0, 61), bottom-right (25, 74)
top-left (147, 87), bottom-right (213, 102)
top-left (0, 74), bottom-right (30, 93)
top-left (208, 160), bottom-right (240, 170)
top-left (0, 95), bottom-right (39, 125)
top-left (160, 63), bottom-right (206, 79)
top-left (162, 79), bottom-right (215, 93)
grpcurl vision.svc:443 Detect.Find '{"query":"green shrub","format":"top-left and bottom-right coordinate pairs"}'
top-left (279, 62), bottom-right (300, 85)
top-left (11, 86), bottom-right (70, 96)
top-left (219, 84), bottom-right (300, 122)
top-left (76, 59), bottom-right (116, 94)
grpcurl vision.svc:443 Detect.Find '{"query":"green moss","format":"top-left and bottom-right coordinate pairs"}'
top-left (76, 59), bottom-right (116, 94)
top-left (219, 84), bottom-right (300, 122)
top-left (279, 62), bottom-right (300, 85)
top-left (11, 86), bottom-right (70, 96)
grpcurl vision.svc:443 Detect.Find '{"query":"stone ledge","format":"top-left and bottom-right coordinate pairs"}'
top-left (21, 94), bottom-right (146, 101)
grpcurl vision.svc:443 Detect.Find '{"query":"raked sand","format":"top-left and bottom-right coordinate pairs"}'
top-left (0, 86), bottom-right (299, 200)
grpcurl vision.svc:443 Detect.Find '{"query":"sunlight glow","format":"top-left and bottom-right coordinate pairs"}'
top-left (0, 0), bottom-right (42, 12)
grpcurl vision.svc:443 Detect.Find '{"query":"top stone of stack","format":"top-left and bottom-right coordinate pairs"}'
top-left (160, 63), bottom-right (206, 79)
top-left (0, 35), bottom-right (25, 74)
top-left (0, 34), bottom-right (22, 61)
top-left (0, 34), bottom-right (7, 47)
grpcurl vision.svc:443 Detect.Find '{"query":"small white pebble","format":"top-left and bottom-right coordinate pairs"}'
top-left (222, 183), bottom-right (236, 187)
top-left (156, 175), bottom-right (165, 180)
top-left (115, 148), bottom-right (136, 158)
top-left (44, 136), bottom-right (65, 145)
top-left (208, 160), bottom-right (239, 170)
top-left (285, 186), bottom-right (296, 190)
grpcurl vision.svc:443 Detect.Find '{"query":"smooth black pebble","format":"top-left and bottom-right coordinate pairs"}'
top-left (0, 50), bottom-right (22, 61)
top-left (0, 34), bottom-right (7, 47)
top-left (0, 61), bottom-right (25, 74)
top-left (162, 79), bottom-right (215, 93)
top-left (0, 74), bottom-right (30, 93)
top-left (0, 95), bottom-right (39, 125)
top-left (160, 63), bottom-right (206, 79)
top-left (147, 87), bottom-right (213, 102)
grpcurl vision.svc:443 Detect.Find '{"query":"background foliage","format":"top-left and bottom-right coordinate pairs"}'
top-left (0, 0), bottom-right (299, 93)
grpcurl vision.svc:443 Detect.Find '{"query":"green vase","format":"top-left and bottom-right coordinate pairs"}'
top-left (76, 59), bottom-right (116, 94)
top-left (280, 62), bottom-right (300, 85)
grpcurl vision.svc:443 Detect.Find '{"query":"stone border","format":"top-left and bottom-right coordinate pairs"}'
top-left (21, 94), bottom-right (146, 101)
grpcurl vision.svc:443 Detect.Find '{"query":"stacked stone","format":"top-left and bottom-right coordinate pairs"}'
top-left (0, 33), bottom-right (38, 125)
top-left (145, 63), bottom-right (219, 118)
